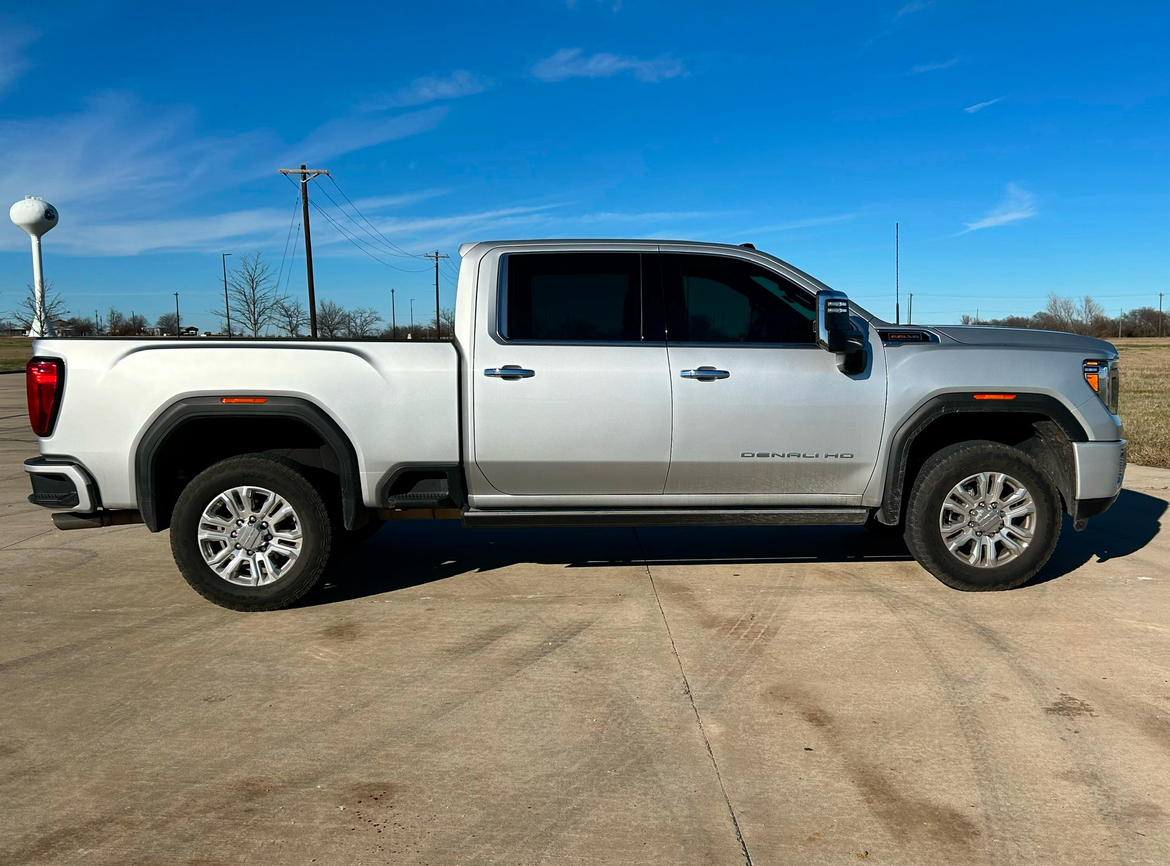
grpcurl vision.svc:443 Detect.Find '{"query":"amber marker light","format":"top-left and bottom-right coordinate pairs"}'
top-left (221, 397), bottom-right (268, 404)
top-left (973, 394), bottom-right (1017, 400)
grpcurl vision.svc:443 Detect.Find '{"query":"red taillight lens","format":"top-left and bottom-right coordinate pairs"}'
top-left (26, 358), bottom-right (62, 437)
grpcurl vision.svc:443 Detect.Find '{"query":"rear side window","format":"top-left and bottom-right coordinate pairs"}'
top-left (663, 253), bottom-right (816, 344)
top-left (499, 253), bottom-right (644, 342)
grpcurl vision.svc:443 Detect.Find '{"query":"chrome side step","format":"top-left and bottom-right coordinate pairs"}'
top-left (461, 507), bottom-right (868, 528)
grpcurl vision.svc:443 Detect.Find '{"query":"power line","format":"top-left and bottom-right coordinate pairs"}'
top-left (275, 193), bottom-right (301, 290)
top-left (314, 182), bottom-right (419, 259)
top-left (326, 175), bottom-right (423, 259)
top-left (281, 173), bottom-right (429, 273)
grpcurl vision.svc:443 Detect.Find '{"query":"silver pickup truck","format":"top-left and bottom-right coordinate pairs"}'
top-left (24, 239), bottom-right (1125, 610)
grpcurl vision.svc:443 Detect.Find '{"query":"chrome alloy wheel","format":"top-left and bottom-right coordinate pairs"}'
top-left (938, 471), bottom-right (1036, 569)
top-left (196, 486), bottom-right (303, 586)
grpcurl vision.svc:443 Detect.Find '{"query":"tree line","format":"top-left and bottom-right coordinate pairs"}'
top-left (959, 293), bottom-right (1166, 338)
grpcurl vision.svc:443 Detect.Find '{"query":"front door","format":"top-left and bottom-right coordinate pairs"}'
top-left (661, 252), bottom-right (887, 498)
top-left (472, 250), bottom-right (673, 496)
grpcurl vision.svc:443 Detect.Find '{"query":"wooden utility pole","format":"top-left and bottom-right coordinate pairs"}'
top-left (174, 292), bottom-right (180, 337)
top-left (1160, 292), bottom-right (1164, 338)
top-left (424, 251), bottom-right (449, 339)
top-left (391, 287), bottom-right (397, 338)
top-left (908, 292), bottom-right (913, 324)
top-left (278, 165), bottom-right (330, 338)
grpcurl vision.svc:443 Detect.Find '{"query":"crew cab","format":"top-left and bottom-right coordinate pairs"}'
top-left (24, 240), bottom-right (1125, 609)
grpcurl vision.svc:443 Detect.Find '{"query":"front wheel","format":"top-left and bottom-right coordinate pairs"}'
top-left (904, 440), bottom-right (1061, 591)
top-left (170, 455), bottom-right (333, 611)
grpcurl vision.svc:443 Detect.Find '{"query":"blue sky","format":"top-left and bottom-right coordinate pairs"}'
top-left (1, 0), bottom-right (1166, 330)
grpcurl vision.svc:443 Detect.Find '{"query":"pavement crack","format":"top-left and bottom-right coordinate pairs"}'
top-left (634, 528), bottom-right (755, 866)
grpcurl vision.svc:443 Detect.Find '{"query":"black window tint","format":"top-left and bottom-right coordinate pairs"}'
top-left (502, 253), bottom-right (642, 342)
top-left (663, 254), bottom-right (817, 344)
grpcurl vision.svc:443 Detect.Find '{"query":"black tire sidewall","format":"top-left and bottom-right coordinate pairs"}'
top-left (906, 441), bottom-right (1061, 591)
top-left (170, 455), bottom-right (332, 610)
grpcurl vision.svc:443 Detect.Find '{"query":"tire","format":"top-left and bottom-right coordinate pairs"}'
top-left (904, 440), bottom-right (1061, 591)
top-left (170, 454), bottom-right (333, 611)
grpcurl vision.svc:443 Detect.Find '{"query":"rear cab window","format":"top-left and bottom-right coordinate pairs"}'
top-left (498, 252), bottom-right (663, 342)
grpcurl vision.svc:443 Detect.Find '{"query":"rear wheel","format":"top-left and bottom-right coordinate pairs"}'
top-left (905, 440), bottom-right (1061, 591)
top-left (170, 455), bottom-right (332, 611)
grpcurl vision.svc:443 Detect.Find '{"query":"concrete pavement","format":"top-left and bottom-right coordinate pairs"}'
top-left (1, 372), bottom-right (1168, 865)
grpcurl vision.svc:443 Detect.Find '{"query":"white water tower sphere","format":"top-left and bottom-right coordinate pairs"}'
top-left (10, 197), bottom-right (60, 338)
top-left (10, 196), bottom-right (59, 237)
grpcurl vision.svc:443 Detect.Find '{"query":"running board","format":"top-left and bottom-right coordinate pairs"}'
top-left (461, 507), bottom-right (868, 528)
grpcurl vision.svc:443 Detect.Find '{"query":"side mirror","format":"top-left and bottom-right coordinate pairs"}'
top-left (816, 290), bottom-right (866, 373)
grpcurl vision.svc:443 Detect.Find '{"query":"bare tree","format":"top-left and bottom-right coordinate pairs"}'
top-left (127, 312), bottom-right (148, 335)
top-left (317, 300), bottom-right (348, 339)
top-left (220, 253), bottom-right (284, 336)
top-left (157, 311), bottom-right (179, 335)
top-left (275, 298), bottom-right (310, 337)
top-left (344, 307), bottom-right (382, 338)
top-left (438, 307), bottom-right (455, 339)
top-left (106, 307), bottom-right (129, 336)
top-left (64, 316), bottom-right (95, 336)
top-left (6, 281), bottom-right (69, 334)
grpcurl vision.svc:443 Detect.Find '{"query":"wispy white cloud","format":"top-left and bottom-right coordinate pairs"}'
top-left (960, 183), bottom-right (1037, 234)
top-left (893, 0), bottom-right (931, 20)
top-left (740, 212), bottom-right (862, 234)
top-left (964, 97), bottom-right (1002, 113)
top-left (358, 70), bottom-right (490, 112)
top-left (0, 28), bottom-right (36, 97)
top-left (906, 56), bottom-right (959, 75)
top-left (532, 48), bottom-right (684, 83)
top-left (0, 93), bottom-right (452, 255)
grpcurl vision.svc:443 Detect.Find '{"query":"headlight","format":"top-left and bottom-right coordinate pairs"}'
top-left (1083, 358), bottom-right (1119, 415)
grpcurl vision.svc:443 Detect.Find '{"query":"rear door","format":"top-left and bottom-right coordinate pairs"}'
top-left (471, 249), bottom-right (673, 496)
top-left (662, 252), bottom-right (887, 498)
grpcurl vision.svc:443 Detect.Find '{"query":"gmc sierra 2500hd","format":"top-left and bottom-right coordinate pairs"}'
top-left (24, 240), bottom-right (1125, 610)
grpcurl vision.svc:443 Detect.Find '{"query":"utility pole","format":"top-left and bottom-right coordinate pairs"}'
top-left (1160, 292), bottom-right (1164, 338)
top-left (410, 298), bottom-right (415, 336)
top-left (174, 292), bottom-right (181, 338)
top-left (221, 252), bottom-right (233, 337)
top-left (908, 292), bottom-right (913, 324)
top-left (895, 222), bottom-right (900, 325)
top-left (1119, 309), bottom-right (1123, 339)
top-left (391, 287), bottom-right (397, 339)
top-left (424, 250), bottom-right (449, 339)
top-left (94, 309), bottom-right (100, 335)
top-left (278, 165), bottom-right (330, 338)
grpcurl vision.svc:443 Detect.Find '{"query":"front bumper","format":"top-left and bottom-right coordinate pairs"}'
top-left (24, 457), bottom-right (98, 512)
top-left (1073, 439), bottom-right (1126, 500)
top-left (1069, 439), bottom-right (1126, 529)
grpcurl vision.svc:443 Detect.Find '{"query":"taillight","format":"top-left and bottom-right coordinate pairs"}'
top-left (26, 358), bottom-right (63, 437)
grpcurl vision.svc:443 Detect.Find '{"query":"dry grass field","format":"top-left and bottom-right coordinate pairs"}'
top-left (1114, 338), bottom-right (1170, 468)
top-left (0, 338), bottom-right (33, 372)
top-left (3, 336), bottom-right (1168, 467)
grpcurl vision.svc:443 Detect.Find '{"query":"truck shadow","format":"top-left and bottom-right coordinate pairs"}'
top-left (305, 489), bottom-right (1165, 605)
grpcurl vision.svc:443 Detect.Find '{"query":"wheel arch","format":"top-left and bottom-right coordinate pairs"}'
top-left (135, 396), bottom-right (363, 532)
top-left (875, 392), bottom-right (1087, 526)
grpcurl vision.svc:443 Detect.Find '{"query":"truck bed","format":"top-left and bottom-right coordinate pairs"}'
top-left (35, 338), bottom-right (461, 510)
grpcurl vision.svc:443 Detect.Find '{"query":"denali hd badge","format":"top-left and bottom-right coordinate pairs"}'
top-left (741, 451), bottom-right (855, 459)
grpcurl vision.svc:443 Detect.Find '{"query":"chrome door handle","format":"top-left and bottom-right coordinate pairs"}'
top-left (680, 367), bottom-right (730, 380)
top-left (484, 366), bottom-right (535, 379)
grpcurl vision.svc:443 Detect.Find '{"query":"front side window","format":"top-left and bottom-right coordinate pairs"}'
top-left (500, 253), bottom-right (644, 342)
top-left (663, 254), bottom-right (816, 344)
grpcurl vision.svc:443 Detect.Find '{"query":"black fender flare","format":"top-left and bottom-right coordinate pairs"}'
top-left (135, 396), bottom-right (363, 532)
top-left (875, 392), bottom-right (1089, 525)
